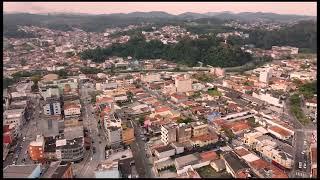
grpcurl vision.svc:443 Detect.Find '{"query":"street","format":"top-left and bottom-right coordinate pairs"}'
top-left (72, 82), bottom-right (106, 178)
top-left (130, 120), bottom-right (155, 178)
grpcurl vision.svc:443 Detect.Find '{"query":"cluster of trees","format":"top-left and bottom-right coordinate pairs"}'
top-left (244, 21), bottom-right (317, 53)
top-left (80, 34), bottom-right (253, 68)
top-left (177, 117), bottom-right (193, 124)
top-left (4, 25), bottom-right (37, 39)
top-left (80, 67), bottom-right (103, 74)
top-left (290, 94), bottom-right (308, 125)
top-left (298, 81), bottom-right (317, 100)
top-left (207, 88), bottom-right (222, 97)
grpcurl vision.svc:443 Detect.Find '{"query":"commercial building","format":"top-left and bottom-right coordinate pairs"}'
top-left (41, 161), bottom-right (73, 178)
top-left (154, 145), bottom-right (176, 160)
top-left (94, 161), bottom-right (120, 178)
top-left (55, 137), bottom-right (84, 162)
top-left (4, 108), bottom-right (26, 129)
top-left (3, 164), bottom-right (42, 178)
top-left (29, 135), bottom-right (45, 161)
top-left (106, 126), bottom-right (122, 148)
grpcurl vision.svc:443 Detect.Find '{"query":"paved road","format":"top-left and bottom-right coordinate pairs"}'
top-left (73, 83), bottom-right (106, 178)
top-left (291, 131), bottom-right (312, 178)
top-left (130, 120), bottom-right (154, 178)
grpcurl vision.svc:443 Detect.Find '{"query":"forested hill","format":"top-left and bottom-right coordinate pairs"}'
top-left (79, 34), bottom-right (253, 68)
top-left (245, 20), bottom-right (317, 53)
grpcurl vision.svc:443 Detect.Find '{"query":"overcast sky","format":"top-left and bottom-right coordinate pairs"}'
top-left (4, 2), bottom-right (317, 16)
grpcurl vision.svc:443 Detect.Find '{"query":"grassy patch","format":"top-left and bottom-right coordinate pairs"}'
top-left (208, 89), bottom-right (222, 97)
top-left (196, 165), bottom-right (232, 178)
top-left (289, 94), bottom-right (309, 125)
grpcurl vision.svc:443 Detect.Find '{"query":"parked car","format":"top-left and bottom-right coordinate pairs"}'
top-left (299, 162), bottom-right (302, 169)
top-left (304, 163), bottom-right (307, 169)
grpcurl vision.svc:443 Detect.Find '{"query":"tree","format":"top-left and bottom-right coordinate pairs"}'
top-left (177, 117), bottom-right (193, 124)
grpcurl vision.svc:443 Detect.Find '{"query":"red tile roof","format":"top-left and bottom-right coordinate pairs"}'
top-left (268, 126), bottom-right (291, 137)
top-left (200, 150), bottom-right (218, 161)
top-left (64, 103), bottom-right (80, 109)
top-left (191, 133), bottom-right (218, 142)
top-left (155, 106), bottom-right (171, 113)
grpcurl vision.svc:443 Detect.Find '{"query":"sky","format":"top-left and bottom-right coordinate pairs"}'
top-left (3, 2), bottom-right (317, 16)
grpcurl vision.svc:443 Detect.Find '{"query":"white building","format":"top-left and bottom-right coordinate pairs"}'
top-left (259, 68), bottom-right (272, 83)
top-left (175, 74), bottom-right (192, 93)
top-left (141, 73), bottom-right (161, 83)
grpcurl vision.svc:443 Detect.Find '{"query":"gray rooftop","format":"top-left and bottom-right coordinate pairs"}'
top-left (4, 164), bottom-right (41, 178)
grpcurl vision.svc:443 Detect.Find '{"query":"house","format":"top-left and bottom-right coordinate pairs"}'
top-left (154, 106), bottom-right (173, 117)
top-left (154, 145), bottom-right (176, 160)
top-left (267, 126), bottom-right (292, 140)
top-left (190, 133), bottom-right (219, 147)
top-left (210, 159), bottom-right (226, 172)
top-left (170, 93), bottom-right (188, 104)
top-left (222, 151), bottom-right (253, 178)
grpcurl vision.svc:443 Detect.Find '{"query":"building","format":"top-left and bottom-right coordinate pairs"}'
top-left (175, 74), bottom-right (192, 93)
top-left (210, 67), bottom-right (225, 77)
top-left (176, 124), bottom-right (192, 143)
top-left (154, 145), bottom-right (176, 160)
top-left (170, 93), bottom-right (188, 103)
top-left (267, 126), bottom-right (292, 140)
top-left (121, 121), bottom-right (135, 145)
top-left (4, 109), bottom-right (26, 129)
top-left (29, 135), bottom-right (45, 161)
top-left (94, 161), bottom-right (120, 178)
top-left (259, 68), bottom-right (272, 83)
top-left (55, 137), bottom-right (84, 162)
top-left (222, 151), bottom-right (253, 178)
top-left (3, 164), bottom-right (42, 178)
top-left (106, 126), bottom-right (122, 148)
top-left (190, 133), bottom-right (219, 147)
top-left (141, 73), bottom-right (161, 83)
top-left (210, 159), bottom-right (226, 172)
top-left (310, 144), bottom-right (317, 178)
top-left (43, 96), bottom-right (61, 116)
top-left (63, 103), bottom-right (81, 118)
top-left (41, 161), bottom-right (73, 178)
top-left (161, 123), bottom-right (178, 145)
top-left (191, 122), bottom-right (208, 137)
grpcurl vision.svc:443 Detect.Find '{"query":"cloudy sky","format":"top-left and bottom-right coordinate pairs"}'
top-left (4, 2), bottom-right (317, 16)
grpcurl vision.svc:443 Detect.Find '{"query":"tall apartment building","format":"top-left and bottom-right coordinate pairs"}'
top-left (29, 135), bottom-right (45, 161)
top-left (106, 126), bottom-right (122, 148)
top-left (175, 74), bottom-right (192, 93)
top-left (43, 96), bottom-right (61, 116)
top-left (161, 123), bottom-right (178, 145)
top-left (176, 124), bottom-right (192, 142)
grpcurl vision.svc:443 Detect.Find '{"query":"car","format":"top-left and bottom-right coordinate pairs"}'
top-left (99, 141), bottom-right (101, 144)
top-left (299, 162), bottom-right (302, 169)
top-left (301, 151), bottom-right (305, 155)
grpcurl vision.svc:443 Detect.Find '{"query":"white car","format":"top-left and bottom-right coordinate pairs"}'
top-left (299, 162), bottom-right (302, 169)
top-left (301, 151), bottom-right (304, 155)
top-left (304, 163), bottom-right (307, 169)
